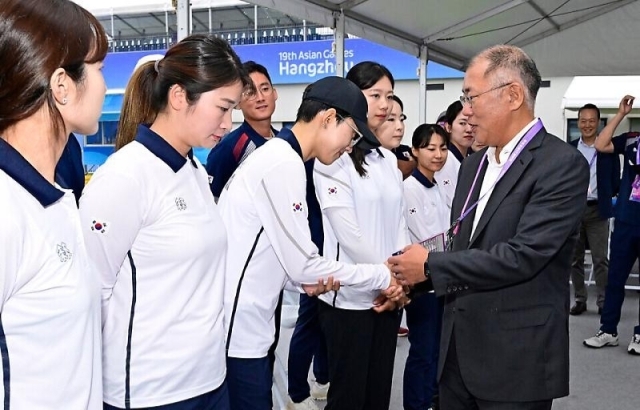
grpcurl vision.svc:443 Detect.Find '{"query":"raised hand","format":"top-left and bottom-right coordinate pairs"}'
top-left (619, 95), bottom-right (635, 116)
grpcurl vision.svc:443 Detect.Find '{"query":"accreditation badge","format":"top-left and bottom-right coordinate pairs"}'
top-left (419, 232), bottom-right (446, 253)
top-left (630, 175), bottom-right (640, 203)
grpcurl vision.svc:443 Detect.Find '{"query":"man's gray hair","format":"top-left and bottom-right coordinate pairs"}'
top-left (472, 45), bottom-right (541, 110)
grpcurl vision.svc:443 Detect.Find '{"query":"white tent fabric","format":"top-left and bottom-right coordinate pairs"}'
top-left (562, 76), bottom-right (640, 110)
top-left (243, 0), bottom-right (640, 77)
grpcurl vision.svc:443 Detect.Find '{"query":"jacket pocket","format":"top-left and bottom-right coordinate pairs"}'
top-left (499, 305), bottom-right (552, 330)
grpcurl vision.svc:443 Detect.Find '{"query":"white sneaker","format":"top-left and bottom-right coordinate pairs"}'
top-left (583, 331), bottom-right (619, 348)
top-left (286, 397), bottom-right (320, 410)
top-left (628, 334), bottom-right (640, 355)
top-left (310, 381), bottom-right (329, 400)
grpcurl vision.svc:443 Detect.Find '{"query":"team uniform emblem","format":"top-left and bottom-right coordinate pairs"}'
top-left (56, 242), bottom-right (72, 262)
top-left (409, 207), bottom-right (417, 215)
top-left (292, 202), bottom-right (304, 212)
top-left (175, 197), bottom-right (187, 211)
top-left (442, 179), bottom-right (451, 186)
top-left (91, 220), bottom-right (108, 234)
top-left (328, 187), bottom-right (338, 195)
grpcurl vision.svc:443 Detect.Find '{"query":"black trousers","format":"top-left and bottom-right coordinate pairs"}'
top-left (318, 301), bottom-right (401, 410)
top-left (440, 333), bottom-right (553, 410)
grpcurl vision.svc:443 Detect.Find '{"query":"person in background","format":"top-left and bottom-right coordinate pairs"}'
top-left (568, 103), bottom-right (620, 316)
top-left (80, 35), bottom-right (251, 410)
top-left (470, 138), bottom-right (485, 153)
top-left (402, 124), bottom-right (451, 410)
top-left (376, 94), bottom-right (413, 338)
top-left (0, 0), bottom-right (107, 407)
top-left (313, 62), bottom-right (409, 410)
top-left (584, 95), bottom-right (640, 354)
top-left (435, 100), bottom-right (474, 209)
top-left (378, 95), bottom-right (415, 180)
top-left (206, 60), bottom-right (278, 202)
top-left (218, 76), bottom-right (404, 410)
top-left (389, 44), bottom-right (588, 409)
top-left (436, 111), bottom-right (448, 128)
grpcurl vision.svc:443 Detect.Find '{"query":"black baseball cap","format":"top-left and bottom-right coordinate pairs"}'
top-left (303, 76), bottom-right (380, 150)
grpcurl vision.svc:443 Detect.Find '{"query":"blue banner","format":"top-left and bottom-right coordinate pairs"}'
top-left (101, 38), bottom-right (462, 91)
top-left (233, 39), bottom-right (463, 83)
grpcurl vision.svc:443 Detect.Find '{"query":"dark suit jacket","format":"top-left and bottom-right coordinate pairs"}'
top-left (569, 138), bottom-right (620, 219)
top-left (428, 128), bottom-right (589, 402)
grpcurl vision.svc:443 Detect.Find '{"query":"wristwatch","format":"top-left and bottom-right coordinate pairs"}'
top-left (424, 260), bottom-right (431, 280)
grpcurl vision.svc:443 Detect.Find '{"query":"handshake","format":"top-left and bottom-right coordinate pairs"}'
top-left (373, 244), bottom-right (431, 312)
top-left (301, 243), bottom-right (430, 313)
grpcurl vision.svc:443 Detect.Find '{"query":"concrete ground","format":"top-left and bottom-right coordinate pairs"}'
top-left (274, 261), bottom-right (640, 410)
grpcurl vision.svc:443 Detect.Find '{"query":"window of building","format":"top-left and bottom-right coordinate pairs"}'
top-left (86, 121), bottom-right (118, 145)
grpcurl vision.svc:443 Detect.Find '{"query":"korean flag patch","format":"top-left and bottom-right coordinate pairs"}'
top-left (91, 220), bottom-right (109, 234)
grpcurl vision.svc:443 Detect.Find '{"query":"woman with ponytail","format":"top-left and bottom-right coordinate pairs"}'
top-left (79, 35), bottom-right (251, 410)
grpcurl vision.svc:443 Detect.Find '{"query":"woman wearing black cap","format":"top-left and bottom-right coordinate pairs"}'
top-left (313, 61), bottom-right (409, 410)
top-left (216, 75), bottom-right (404, 410)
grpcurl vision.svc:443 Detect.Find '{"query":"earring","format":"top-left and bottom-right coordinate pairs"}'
top-left (62, 98), bottom-right (68, 105)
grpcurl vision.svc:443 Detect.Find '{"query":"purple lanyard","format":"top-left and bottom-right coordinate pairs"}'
top-left (588, 151), bottom-right (597, 168)
top-left (453, 120), bottom-right (543, 235)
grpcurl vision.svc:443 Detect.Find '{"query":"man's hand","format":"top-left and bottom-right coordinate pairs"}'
top-left (618, 95), bottom-right (635, 116)
top-left (302, 276), bottom-right (341, 297)
top-left (387, 244), bottom-right (429, 286)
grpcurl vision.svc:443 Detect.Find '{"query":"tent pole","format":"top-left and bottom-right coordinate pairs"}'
top-left (419, 44), bottom-right (428, 123)
top-left (176, 0), bottom-right (190, 42)
top-left (333, 10), bottom-right (345, 77)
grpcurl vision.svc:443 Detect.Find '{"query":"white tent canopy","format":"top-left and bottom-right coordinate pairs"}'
top-left (74, 0), bottom-right (249, 16)
top-left (562, 76), bottom-right (639, 110)
top-left (244, 0), bottom-right (640, 77)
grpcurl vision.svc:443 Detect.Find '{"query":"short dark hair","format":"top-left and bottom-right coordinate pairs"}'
top-left (578, 103), bottom-right (601, 120)
top-left (445, 100), bottom-right (464, 126)
top-left (412, 124), bottom-right (450, 149)
top-left (0, 0), bottom-right (108, 137)
top-left (242, 60), bottom-right (273, 85)
top-left (295, 99), bottom-right (349, 124)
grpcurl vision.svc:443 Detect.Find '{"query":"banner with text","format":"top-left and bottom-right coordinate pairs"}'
top-left (102, 38), bottom-right (462, 91)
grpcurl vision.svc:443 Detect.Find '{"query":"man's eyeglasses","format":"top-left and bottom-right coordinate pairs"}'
top-left (337, 115), bottom-right (364, 147)
top-left (459, 82), bottom-right (513, 107)
top-left (242, 84), bottom-right (274, 101)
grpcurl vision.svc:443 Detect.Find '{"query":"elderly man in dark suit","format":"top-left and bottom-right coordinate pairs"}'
top-left (388, 45), bottom-right (588, 409)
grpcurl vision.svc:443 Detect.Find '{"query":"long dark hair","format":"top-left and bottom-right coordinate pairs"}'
top-left (0, 0), bottom-right (108, 138)
top-left (345, 61), bottom-right (394, 177)
top-left (116, 35), bottom-right (252, 150)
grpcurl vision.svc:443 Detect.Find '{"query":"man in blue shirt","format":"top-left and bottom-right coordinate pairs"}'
top-left (584, 95), bottom-right (640, 355)
top-left (568, 104), bottom-right (620, 316)
top-left (206, 60), bottom-right (279, 201)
